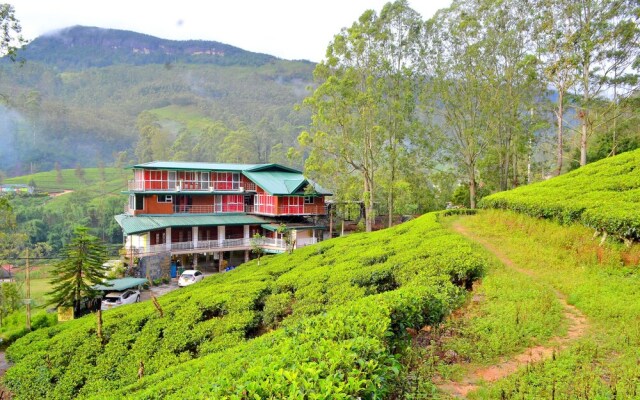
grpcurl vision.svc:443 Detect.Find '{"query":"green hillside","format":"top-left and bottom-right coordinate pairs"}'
top-left (480, 149), bottom-right (640, 242)
top-left (0, 26), bottom-right (314, 175)
top-left (4, 168), bottom-right (127, 249)
top-left (4, 167), bottom-right (125, 193)
top-left (4, 212), bottom-right (487, 399)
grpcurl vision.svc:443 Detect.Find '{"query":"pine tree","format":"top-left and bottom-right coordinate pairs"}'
top-left (48, 226), bottom-right (108, 315)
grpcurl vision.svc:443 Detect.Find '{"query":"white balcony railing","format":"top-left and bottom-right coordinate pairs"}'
top-left (132, 237), bottom-right (288, 256)
top-left (128, 179), bottom-right (256, 192)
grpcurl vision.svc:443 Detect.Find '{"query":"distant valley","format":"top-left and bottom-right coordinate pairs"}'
top-left (0, 26), bottom-right (315, 176)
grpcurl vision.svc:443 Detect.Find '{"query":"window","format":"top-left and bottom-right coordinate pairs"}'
top-left (304, 196), bottom-right (314, 204)
top-left (158, 194), bottom-right (173, 203)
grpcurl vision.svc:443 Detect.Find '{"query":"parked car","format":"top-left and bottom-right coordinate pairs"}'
top-left (178, 269), bottom-right (204, 287)
top-left (101, 289), bottom-right (141, 311)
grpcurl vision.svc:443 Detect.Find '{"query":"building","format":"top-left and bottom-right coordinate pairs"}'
top-left (115, 161), bottom-right (331, 276)
top-left (0, 184), bottom-right (34, 195)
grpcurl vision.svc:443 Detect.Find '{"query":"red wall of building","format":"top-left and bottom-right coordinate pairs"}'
top-left (144, 195), bottom-right (173, 214)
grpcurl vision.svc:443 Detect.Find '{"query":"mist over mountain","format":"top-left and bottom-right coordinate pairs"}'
top-left (0, 26), bottom-right (315, 176)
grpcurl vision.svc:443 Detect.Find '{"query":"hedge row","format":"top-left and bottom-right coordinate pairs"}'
top-left (4, 212), bottom-right (487, 399)
top-left (480, 149), bottom-right (640, 241)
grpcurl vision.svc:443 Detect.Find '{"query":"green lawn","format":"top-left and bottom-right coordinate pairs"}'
top-left (454, 210), bottom-right (640, 399)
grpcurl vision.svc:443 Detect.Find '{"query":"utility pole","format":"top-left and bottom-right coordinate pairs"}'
top-left (26, 248), bottom-right (31, 331)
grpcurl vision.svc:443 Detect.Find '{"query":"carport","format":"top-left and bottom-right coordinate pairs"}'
top-left (93, 277), bottom-right (148, 291)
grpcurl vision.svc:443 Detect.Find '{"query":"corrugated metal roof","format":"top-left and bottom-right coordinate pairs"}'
top-left (243, 170), bottom-right (306, 195)
top-left (129, 161), bottom-right (303, 173)
top-left (93, 278), bottom-right (148, 291)
top-left (130, 161), bottom-right (270, 171)
top-left (115, 213), bottom-right (268, 235)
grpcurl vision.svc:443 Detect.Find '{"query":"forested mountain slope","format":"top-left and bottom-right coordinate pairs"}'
top-left (0, 26), bottom-right (314, 176)
top-left (4, 212), bottom-right (487, 399)
top-left (480, 149), bottom-right (640, 242)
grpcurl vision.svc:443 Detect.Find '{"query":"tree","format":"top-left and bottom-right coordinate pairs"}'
top-left (422, 3), bottom-right (497, 208)
top-left (376, 0), bottom-right (424, 226)
top-left (0, 198), bottom-right (27, 264)
top-left (47, 226), bottom-right (108, 315)
top-left (301, 8), bottom-right (386, 232)
top-left (250, 233), bottom-right (265, 266)
top-left (533, 0), bottom-right (581, 175)
top-left (0, 4), bottom-right (26, 62)
top-left (74, 163), bottom-right (85, 182)
top-left (0, 282), bottom-right (21, 327)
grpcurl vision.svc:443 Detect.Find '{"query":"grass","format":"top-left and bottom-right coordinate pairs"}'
top-left (11, 264), bottom-right (54, 307)
top-left (4, 167), bottom-right (126, 193)
top-left (394, 215), bottom-right (566, 397)
top-left (453, 210), bottom-right (640, 399)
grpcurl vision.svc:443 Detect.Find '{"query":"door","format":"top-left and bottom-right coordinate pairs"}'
top-left (168, 171), bottom-right (177, 190)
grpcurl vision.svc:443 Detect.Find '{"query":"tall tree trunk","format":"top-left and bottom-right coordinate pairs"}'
top-left (468, 167), bottom-right (477, 209)
top-left (364, 174), bottom-right (374, 232)
top-left (387, 154), bottom-right (395, 228)
top-left (580, 118), bottom-right (588, 166)
top-left (555, 91), bottom-right (564, 176)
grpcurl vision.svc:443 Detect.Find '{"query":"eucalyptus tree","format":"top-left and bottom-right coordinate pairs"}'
top-left (300, 9), bottom-right (386, 232)
top-left (532, 0), bottom-right (580, 175)
top-left (478, 0), bottom-right (544, 190)
top-left (376, 1), bottom-right (424, 226)
top-left (421, 2), bottom-right (501, 208)
top-left (552, 0), bottom-right (639, 166)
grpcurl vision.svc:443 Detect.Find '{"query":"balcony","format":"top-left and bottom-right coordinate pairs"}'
top-left (250, 205), bottom-right (328, 216)
top-left (128, 179), bottom-right (256, 192)
top-left (137, 237), bottom-right (305, 256)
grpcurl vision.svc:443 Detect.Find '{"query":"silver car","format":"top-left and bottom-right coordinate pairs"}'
top-left (100, 289), bottom-right (141, 310)
top-left (178, 269), bottom-right (204, 287)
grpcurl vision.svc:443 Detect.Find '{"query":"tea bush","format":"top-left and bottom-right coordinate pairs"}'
top-left (480, 149), bottom-right (640, 241)
top-left (4, 212), bottom-right (488, 399)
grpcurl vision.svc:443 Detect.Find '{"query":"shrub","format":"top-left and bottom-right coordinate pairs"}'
top-left (4, 212), bottom-right (488, 399)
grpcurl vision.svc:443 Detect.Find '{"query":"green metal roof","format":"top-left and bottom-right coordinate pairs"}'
top-left (115, 213), bottom-right (268, 235)
top-left (243, 170), bottom-right (332, 196)
top-left (129, 161), bottom-right (303, 174)
top-left (93, 278), bottom-right (148, 291)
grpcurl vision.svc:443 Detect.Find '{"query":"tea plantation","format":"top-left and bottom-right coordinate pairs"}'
top-left (480, 148), bottom-right (640, 242)
top-left (4, 212), bottom-right (487, 399)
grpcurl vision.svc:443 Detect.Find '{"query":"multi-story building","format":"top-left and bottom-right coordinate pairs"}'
top-left (115, 161), bottom-right (331, 275)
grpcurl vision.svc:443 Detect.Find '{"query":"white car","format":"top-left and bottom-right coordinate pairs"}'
top-left (178, 269), bottom-right (204, 287)
top-left (101, 289), bottom-right (141, 310)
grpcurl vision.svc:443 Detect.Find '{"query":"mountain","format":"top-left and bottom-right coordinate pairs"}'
top-left (17, 25), bottom-right (279, 70)
top-left (0, 26), bottom-right (315, 176)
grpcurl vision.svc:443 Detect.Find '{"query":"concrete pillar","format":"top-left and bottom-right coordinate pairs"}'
top-left (192, 226), bottom-right (199, 249)
top-left (244, 250), bottom-right (249, 263)
top-left (165, 227), bottom-right (172, 251)
top-left (243, 224), bottom-right (250, 239)
top-left (218, 226), bottom-right (225, 246)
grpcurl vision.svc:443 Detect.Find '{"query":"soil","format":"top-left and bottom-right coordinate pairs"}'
top-left (434, 220), bottom-right (589, 398)
top-left (49, 189), bottom-right (74, 197)
top-left (0, 351), bottom-right (11, 399)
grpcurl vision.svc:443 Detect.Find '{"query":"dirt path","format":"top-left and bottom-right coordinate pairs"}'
top-left (436, 221), bottom-right (589, 398)
top-left (49, 189), bottom-right (73, 197)
top-left (0, 350), bottom-right (11, 399)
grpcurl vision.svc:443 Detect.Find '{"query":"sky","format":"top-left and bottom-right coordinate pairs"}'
top-left (10, 0), bottom-right (452, 62)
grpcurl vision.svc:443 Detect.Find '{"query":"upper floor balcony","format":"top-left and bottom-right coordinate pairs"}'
top-left (124, 203), bottom-right (328, 216)
top-left (128, 179), bottom-right (257, 193)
